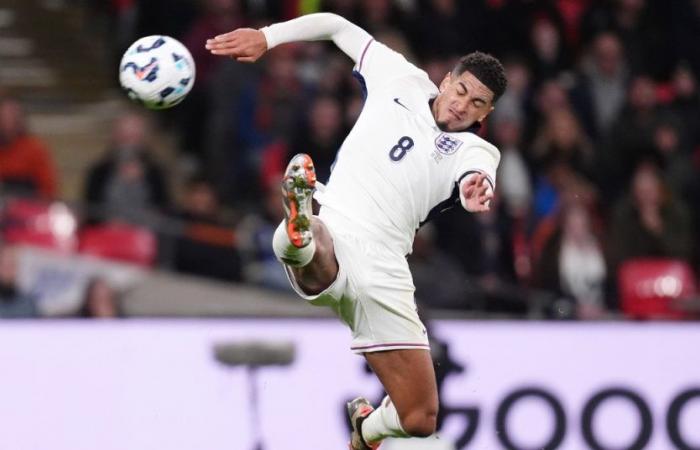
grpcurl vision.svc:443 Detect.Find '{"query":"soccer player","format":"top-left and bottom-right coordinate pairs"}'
top-left (206, 13), bottom-right (505, 449)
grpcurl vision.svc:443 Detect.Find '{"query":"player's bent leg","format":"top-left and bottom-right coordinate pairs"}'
top-left (358, 349), bottom-right (438, 446)
top-left (272, 153), bottom-right (339, 295)
top-left (289, 218), bottom-right (338, 294)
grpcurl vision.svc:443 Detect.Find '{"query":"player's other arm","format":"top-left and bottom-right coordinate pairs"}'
top-left (458, 145), bottom-right (500, 213)
top-left (205, 13), bottom-right (371, 63)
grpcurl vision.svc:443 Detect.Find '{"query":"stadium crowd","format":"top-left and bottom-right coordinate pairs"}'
top-left (1, 0), bottom-right (699, 320)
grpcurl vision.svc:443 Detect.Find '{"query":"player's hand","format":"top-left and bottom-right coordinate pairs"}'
top-left (462, 172), bottom-right (493, 213)
top-left (205, 28), bottom-right (267, 63)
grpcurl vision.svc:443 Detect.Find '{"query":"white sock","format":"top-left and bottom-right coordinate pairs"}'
top-left (272, 220), bottom-right (316, 267)
top-left (361, 396), bottom-right (409, 445)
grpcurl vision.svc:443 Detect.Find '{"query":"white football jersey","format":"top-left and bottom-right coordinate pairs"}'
top-left (316, 39), bottom-right (501, 256)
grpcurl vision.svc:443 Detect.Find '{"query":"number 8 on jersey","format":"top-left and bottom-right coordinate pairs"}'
top-left (389, 136), bottom-right (414, 162)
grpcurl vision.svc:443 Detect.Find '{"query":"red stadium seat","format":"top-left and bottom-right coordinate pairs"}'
top-left (618, 259), bottom-right (698, 319)
top-left (1, 198), bottom-right (78, 253)
top-left (79, 222), bottom-right (157, 267)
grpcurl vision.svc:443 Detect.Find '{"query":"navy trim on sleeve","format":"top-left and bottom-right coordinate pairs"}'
top-left (357, 39), bottom-right (374, 72)
top-left (352, 70), bottom-right (368, 99)
top-left (419, 182), bottom-right (460, 227)
top-left (419, 169), bottom-right (493, 227)
top-left (458, 169), bottom-right (494, 191)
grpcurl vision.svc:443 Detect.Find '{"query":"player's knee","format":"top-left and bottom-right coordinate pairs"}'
top-left (401, 408), bottom-right (437, 437)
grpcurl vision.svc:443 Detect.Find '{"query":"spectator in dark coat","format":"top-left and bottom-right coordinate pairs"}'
top-left (598, 75), bottom-right (663, 203)
top-left (170, 175), bottom-right (242, 282)
top-left (610, 162), bottom-right (694, 271)
top-left (570, 32), bottom-right (629, 141)
top-left (84, 112), bottom-right (169, 225)
top-left (669, 63), bottom-right (700, 150)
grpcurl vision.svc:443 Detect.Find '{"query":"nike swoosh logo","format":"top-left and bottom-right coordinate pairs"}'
top-left (393, 97), bottom-right (410, 111)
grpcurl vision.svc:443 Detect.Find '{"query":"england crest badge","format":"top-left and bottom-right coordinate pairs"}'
top-left (434, 133), bottom-right (463, 155)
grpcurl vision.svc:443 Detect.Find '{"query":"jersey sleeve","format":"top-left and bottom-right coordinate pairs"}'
top-left (261, 14), bottom-right (428, 93)
top-left (261, 13), bottom-right (371, 64)
top-left (353, 39), bottom-right (427, 93)
top-left (456, 143), bottom-right (501, 210)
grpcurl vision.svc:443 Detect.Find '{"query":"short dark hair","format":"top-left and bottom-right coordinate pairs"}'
top-left (452, 51), bottom-right (507, 102)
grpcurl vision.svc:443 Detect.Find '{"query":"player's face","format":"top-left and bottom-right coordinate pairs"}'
top-left (433, 71), bottom-right (495, 132)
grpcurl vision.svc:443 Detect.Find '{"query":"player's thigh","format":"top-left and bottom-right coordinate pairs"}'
top-left (365, 349), bottom-right (438, 415)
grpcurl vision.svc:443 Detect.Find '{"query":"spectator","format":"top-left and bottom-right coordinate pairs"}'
top-left (409, 224), bottom-right (480, 311)
top-left (669, 63), bottom-right (700, 149)
top-left (356, 0), bottom-right (404, 35)
top-left (491, 56), bottom-right (532, 128)
top-left (527, 16), bottom-right (570, 81)
top-left (421, 56), bottom-right (454, 89)
top-left (408, 0), bottom-right (484, 59)
top-left (526, 78), bottom-right (573, 146)
top-left (233, 44), bottom-right (309, 202)
top-left (581, 0), bottom-right (674, 78)
top-left (180, 0), bottom-right (247, 162)
top-left (236, 183), bottom-right (291, 290)
top-left (79, 277), bottom-right (121, 318)
top-left (289, 95), bottom-right (346, 183)
top-left (306, 51), bottom-right (355, 100)
top-left (670, 0), bottom-right (700, 77)
top-left (535, 202), bottom-right (609, 320)
top-left (571, 32), bottom-right (629, 140)
top-left (610, 162), bottom-right (694, 270)
top-left (0, 97), bottom-right (58, 198)
top-left (529, 107), bottom-right (598, 220)
top-left (84, 112), bottom-right (170, 225)
top-left (531, 107), bottom-right (596, 183)
top-left (433, 198), bottom-right (526, 314)
top-left (531, 160), bottom-right (598, 224)
top-left (170, 175), bottom-right (242, 282)
top-left (651, 117), bottom-right (698, 206)
top-left (0, 244), bottom-right (37, 318)
top-left (491, 114), bottom-right (532, 218)
top-left (600, 74), bottom-right (662, 202)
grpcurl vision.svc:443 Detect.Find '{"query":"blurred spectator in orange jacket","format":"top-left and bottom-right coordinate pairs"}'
top-left (0, 97), bottom-right (58, 198)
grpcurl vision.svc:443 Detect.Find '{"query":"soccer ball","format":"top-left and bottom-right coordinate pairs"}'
top-left (119, 35), bottom-right (196, 110)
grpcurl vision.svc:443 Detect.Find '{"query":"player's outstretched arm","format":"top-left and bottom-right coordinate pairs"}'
top-left (205, 13), bottom-right (371, 63)
top-left (460, 173), bottom-right (494, 213)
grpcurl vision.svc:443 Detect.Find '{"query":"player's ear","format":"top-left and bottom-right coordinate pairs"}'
top-left (439, 72), bottom-right (451, 93)
top-left (478, 106), bottom-right (495, 122)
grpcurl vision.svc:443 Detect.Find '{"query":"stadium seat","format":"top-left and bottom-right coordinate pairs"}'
top-left (618, 258), bottom-right (698, 319)
top-left (1, 198), bottom-right (78, 253)
top-left (78, 222), bottom-right (157, 267)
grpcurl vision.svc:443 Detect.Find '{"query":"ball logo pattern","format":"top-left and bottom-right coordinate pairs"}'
top-left (119, 35), bottom-right (196, 110)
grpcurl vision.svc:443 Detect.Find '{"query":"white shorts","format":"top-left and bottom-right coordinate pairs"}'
top-left (284, 207), bottom-right (430, 354)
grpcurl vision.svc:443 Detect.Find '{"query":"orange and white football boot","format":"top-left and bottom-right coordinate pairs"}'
top-left (281, 153), bottom-right (317, 248)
